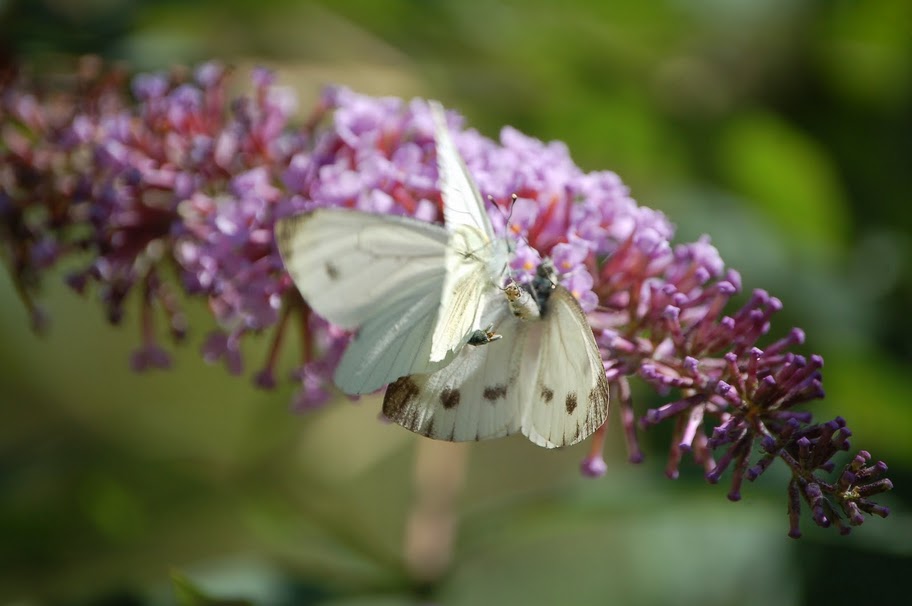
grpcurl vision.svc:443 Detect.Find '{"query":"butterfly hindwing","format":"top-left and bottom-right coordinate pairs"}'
top-left (520, 285), bottom-right (610, 448)
top-left (384, 302), bottom-right (527, 441)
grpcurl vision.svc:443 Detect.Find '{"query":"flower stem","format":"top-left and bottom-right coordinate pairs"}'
top-left (403, 440), bottom-right (469, 583)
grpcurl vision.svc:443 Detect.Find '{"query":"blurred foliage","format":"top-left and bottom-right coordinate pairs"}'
top-left (173, 572), bottom-right (253, 606)
top-left (1, 0), bottom-right (910, 604)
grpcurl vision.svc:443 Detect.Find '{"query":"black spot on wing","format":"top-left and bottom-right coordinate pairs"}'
top-left (565, 392), bottom-right (578, 414)
top-left (324, 261), bottom-right (339, 280)
top-left (440, 388), bottom-right (460, 410)
top-left (541, 387), bottom-right (554, 403)
top-left (483, 384), bottom-right (508, 402)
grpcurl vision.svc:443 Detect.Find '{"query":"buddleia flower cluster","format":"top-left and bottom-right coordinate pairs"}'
top-left (0, 60), bottom-right (892, 537)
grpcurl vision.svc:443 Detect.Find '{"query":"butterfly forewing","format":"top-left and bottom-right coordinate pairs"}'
top-left (275, 209), bottom-right (449, 329)
top-left (428, 102), bottom-right (508, 361)
top-left (276, 209), bottom-right (455, 394)
top-left (430, 101), bottom-right (495, 237)
top-left (429, 225), bottom-right (502, 361)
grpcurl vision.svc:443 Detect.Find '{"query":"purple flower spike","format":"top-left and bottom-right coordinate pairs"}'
top-left (0, 61), bottom-right (892, 539)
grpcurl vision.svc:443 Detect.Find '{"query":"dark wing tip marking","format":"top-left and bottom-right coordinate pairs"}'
top-left (324, 261), bottom-right (340, 280)
top-left (579, 385), bottom-right (611, 440)
top-left (483, 384), bottom-right (508, 402)
top-left (440, 387), bottom-right (461, 410)
top-left (588, 386), bottom-right (609, 411)
top-left (540, 386), bottom-right (554, 403)
top-left (383, 376), bottom-right (420, 419)
top-left (565, 392), bottom-right (578, 414)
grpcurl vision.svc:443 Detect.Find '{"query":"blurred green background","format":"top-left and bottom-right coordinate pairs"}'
top-left (1, 0), bottom-right (910, 604)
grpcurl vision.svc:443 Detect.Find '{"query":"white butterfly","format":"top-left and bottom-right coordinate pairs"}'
top-left (383, 261), bottom-right (610, 448)
top-left (274, 101), bottom-right (508, 394)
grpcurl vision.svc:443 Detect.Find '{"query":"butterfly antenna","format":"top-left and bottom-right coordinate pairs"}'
top-left (488, 193), bottom-right (520, 231)
top-left (493, 192), bottom-right (547, 273)
top-left (486, 193), bottom-right (509, 225)
top-left (505, 193), bottom-right (518, 224)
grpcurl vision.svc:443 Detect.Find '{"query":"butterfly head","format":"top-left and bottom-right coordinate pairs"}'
top-left (526, 258), bottom-right (558, 313)
top-left (533, 258), bottom-right (557, 288)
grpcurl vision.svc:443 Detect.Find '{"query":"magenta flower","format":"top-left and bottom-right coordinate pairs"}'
top-left (0, 61), bottom-right (891, 537)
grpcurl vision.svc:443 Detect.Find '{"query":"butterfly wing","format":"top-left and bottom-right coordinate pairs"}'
top-left (333, 271), bottom-right (455, 394)
top-left (276, 208), bottom-right (453, 393)
top-left (430, 101), bottom-right (495, 237)
top-left (383, 300), bottom-right (527, 441)
top-left (519, 285), bottom-right (610, 448)
top-left (276, 208), bottom-right (449, 328)
top-left (429, 102), bottom-right (508, 361)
